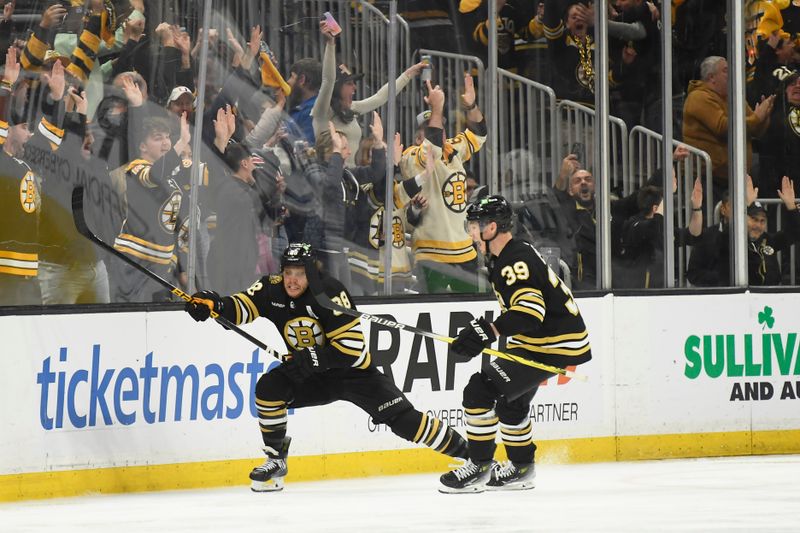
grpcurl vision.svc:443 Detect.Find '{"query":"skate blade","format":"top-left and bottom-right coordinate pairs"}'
top-left (486, 480), bottom-right (535, 491)
top-left (250, 476), bottom-right (285, 492)
top-left (438, 484), bottom-right (486, 494)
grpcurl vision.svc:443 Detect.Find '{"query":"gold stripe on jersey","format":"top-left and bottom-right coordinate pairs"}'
top-left (507, 330), bottom-right (591, 357)
top-left (508, 287), bottom-right (547, 320)
top-left (0, 119), bottom-right (8, 144)
top-left (0, 249), bottom-right (39, 277)
top-left (413, 412), bottom-right (429, 442)
top-left (38, 118), bottom-right (64, 147)
top-left (543, 20), bottom-right (565, 40)
top-left (449, 130), bottom-right (481, 162)
top-left (465, 407), bottom-right (499, 442)
top-left (413, 238), bottom-right (476, 264)
top-left (326, 317), bottom-right (361, 339)
top-left (113, 233), bottom-right (175, 265)
top-left (21, 34), bottom-right (48, 70)
top-left (500, 419), bottom-right (533, 447)
top-left (230, 293), bottom-right (259, 325)
top-left (255, 398), bottom-right (285, 407)
top-left (256, 399), bottom-right (287, 434)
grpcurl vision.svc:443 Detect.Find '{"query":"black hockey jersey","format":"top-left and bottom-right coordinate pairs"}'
top-left (113, 151), bottom-right (184, 267)
top-left (221, 273), bottom-right (371, 370)
top-left (489, 238), bottom-right (591, 368)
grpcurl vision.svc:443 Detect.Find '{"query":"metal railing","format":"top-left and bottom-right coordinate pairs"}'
top-left (412, 49), bottom-right (488, 181)
top-left (628, 126), bottom-right (713, 287)
top-left (629, 125), bottom-right (714, 218)
top-left (555, 100), bottom-right (629, 195)
top-left (496, 68), bottom-right (558, 202)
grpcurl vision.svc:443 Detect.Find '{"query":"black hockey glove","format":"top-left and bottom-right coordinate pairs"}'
top-left (451, 317), bottom-right (496, 358)
top-left (185, 290), bottom-right (223, 322)
top-left (280, 347), bottom-right (328, 383)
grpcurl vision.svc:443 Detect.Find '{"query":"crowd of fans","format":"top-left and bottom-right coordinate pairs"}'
top-left (0, 0), bottom-right (799, 308)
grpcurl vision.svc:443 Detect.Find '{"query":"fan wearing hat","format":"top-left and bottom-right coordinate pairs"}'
top-left (688, 175), bottom-right (800, 286)
top-left (311, 19), bottom-right (426, 165)
top-left (757, 67), bottom-right (800, 209)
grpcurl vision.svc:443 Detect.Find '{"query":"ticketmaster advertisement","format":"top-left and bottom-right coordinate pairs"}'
top-left (1, 292), bottom-right (798, 486)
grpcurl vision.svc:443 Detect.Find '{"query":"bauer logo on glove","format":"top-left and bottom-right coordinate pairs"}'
top-left (451, 317), bottom-right (497, 358)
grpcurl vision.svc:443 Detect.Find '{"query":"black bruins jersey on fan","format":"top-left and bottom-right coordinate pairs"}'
top-left (489, 238), bottom-right (591, 368)
top-left (113, 151), bottom-right (184, 267)
top-left (221, 273), bottom-right (370, 370)
top-left (0, 87), bottom-right (65, 278)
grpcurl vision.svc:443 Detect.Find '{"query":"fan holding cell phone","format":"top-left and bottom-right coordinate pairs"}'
top-left (312, 14), bottom-right (428, 165)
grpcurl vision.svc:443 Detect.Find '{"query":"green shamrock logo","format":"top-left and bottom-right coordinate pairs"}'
top-left (758, 306), bottom-right (775, 330)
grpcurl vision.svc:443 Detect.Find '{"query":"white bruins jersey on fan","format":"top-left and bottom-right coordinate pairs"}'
top-left (489, 238), bottom-right (592, 368)
top-left (223, 273), bottom-right (370, 370)
top-left (399, 127), bottom-right (486, 264)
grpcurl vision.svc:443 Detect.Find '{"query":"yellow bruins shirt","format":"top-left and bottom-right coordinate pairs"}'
top-left (489, 238), bottom-right (592, 368)
top-left (399, 126), bottom-right (486, 264)
top-left (220, 273), bottom-right (371, 370)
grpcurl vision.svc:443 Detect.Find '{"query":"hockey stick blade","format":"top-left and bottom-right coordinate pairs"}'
top-left (71, 186), bottom-right (279, 358)
top-left (305, 264), bottom-right (586, 381)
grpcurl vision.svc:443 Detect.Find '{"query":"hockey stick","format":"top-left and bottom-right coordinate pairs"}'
top-left (71, 186), bottom-right (280, 360)
top-left (306, 265), bottom-right (586, 381)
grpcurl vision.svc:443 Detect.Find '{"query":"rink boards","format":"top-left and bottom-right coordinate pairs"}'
top-left (1, 291), bottom-right (799, 500)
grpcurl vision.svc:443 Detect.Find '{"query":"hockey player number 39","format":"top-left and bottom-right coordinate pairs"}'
top-left (500, 261), bottom-right (530, 285)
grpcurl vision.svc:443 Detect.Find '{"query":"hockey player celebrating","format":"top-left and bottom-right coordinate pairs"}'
top-left (185, 242), bottom-right (468, 491)
top-left (440, 196), bottom-right (592, 493)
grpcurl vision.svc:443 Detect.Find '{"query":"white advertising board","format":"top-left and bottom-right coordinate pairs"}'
top-left (1, 291), bottom-right (798, 492)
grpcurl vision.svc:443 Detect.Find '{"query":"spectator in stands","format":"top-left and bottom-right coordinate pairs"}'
top-left (347, 127), bottom-right (427, 296)
top-left (0, 50), bottom-right (67, 305)
top-left (205, 107), bottom-right (269, 294)
top-left (689, 176), bottom-right (800, 286)
top-left (609, 0), bottom-right (660, 130)
top-left (542, 0), bottom-right (630, 106)
top-left (312, 21), bottom-right (425, 166)
top-left (758, 69), bottom-right (800, 206)
top-left (682, 56), bottom-right (774, 203)
top-left (398, 0), bottom-right (461, 54)
top-left (399, 76), bottom-right (487, 293)
top-left (459, 0), bottom-right (538, 72)
top-left (111, 115), bottom-right (191, 302)
top-left (748, 30), bottom-right (798, 108)
top-left (36, 81), bottom-right (112, 305)
top-left (617, 178), bottom-right (703, 288)
top-left (313, 119), bottom-right (387, 283)
top-left (286, 58), bottom-right (322, 143)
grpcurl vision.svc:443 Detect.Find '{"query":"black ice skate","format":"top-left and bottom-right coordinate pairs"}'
top-left (486, 460), bottom-right (536, 491)
top-left (439, 459), bottom-right (494, 494)
top-left (250, 437), bottom-right (291, 492)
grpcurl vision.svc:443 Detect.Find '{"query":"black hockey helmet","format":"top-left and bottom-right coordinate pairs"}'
top-left (465, 195), bottom-right (514, 233)
top-left (281, 242), bottom-right (315, 269)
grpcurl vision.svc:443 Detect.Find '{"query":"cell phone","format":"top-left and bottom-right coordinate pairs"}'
top-left (570, 142), bottom-right (585, 163)
top-left (420, 54), bottom-right (432, 82)
top-left (323, 11), bottom-right (342, 36)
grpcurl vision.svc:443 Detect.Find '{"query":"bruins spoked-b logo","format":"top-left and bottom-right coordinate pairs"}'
top-left (284, 317), bottom-right (324, 350)
top-left (369, 207), bottom-right (383, 249)
top-left (19, 171), bottom-right (38, 214)
top-left (160, 190), bottom-right (183, 234)
top-left (788, 107), bottom-right (800, 137)
top-left (442, 171), bottom-right (468, 213)
top-left (391, 215), bottom-right (404, 248)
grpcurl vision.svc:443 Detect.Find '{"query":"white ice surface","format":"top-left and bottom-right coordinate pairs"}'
top-left (2, 455), bottom-right (799, 533)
